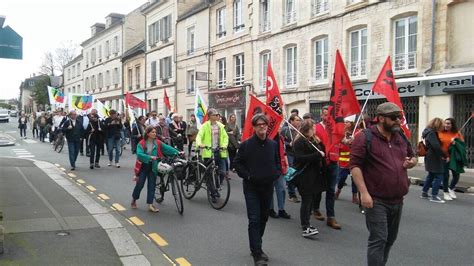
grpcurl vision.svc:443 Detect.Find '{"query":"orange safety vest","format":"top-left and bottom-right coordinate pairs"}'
top-left (338, 144), bottom-right (350, 168)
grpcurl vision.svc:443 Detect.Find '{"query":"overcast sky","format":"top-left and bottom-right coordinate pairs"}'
top-left (0, 0), bottom-right (146, 100)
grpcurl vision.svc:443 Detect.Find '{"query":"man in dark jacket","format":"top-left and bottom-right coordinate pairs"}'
top-left (105, 109), bottom-right (123, 168)
top-left (234, 114), bottom-right (281, 266)
top-left (350, 102), bottom-right (417, 266)
top-left (62, 110), bottom-right (84, 170)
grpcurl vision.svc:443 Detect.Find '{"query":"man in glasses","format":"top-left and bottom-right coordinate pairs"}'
top-left (234, 114), bottom-right (281, 266)
top-left (145, 111), bottom-right (159, 128)
top-left (350, 102), bottom-right (417, 266)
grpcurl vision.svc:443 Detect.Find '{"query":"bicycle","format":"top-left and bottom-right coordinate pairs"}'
top-left (154, 155), bottom-right (186, 214)
top-left (180, 147), bottom-right (231, 210)
top-left (53, 131), bottom-right (65, 153)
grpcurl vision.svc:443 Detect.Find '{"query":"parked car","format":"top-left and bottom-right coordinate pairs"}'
top-left (0, 109), bottom-right (9, 123)
top-left (9, 110), bottom-right (18, 117)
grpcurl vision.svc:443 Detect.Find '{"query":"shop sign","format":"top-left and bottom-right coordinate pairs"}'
top-left (208, 89), bottom-right (245, 109)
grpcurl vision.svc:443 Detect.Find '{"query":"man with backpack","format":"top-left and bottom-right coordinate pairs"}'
top-left (350, 102), bottom-right (417, 266)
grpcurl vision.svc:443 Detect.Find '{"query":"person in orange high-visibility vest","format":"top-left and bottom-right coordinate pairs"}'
top-left (335, 115), bottom-right (360, 204)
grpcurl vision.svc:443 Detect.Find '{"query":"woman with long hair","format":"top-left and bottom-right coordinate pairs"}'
top-left (421, 118), bottom-right (446, 203)
top-left (292, 120), bottom-right (326, 237)
top-left (438, 118), bottom-right (465, 200)
top-left (225, 113), bottom-right (241, 171)
top-left (132, 126), bottom-right (180, 212)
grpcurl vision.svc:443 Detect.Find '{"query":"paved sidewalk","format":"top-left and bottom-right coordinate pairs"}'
top-left (408, 165), bottom-right (474, 192)
top-left (0, 158), bottom-right (157, 265)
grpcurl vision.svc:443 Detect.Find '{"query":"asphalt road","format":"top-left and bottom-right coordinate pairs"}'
top-left (1, 121), bottom-right (473, 266)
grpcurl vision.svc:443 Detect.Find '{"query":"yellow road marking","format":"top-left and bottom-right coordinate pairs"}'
top-left (112, 203), bottom-right (126, 211)
top-left (176, 257), bottom-right (191, 266)
top-left (111, 206), bottom-right (117, 211)
top-left (76, 179), bottom-right (85, 184)
top-left (67, 172), bottom-right (76, 178)
top-left (149, 233), bottom-right (168, 247)
top-left (98, 193), bottom-right (110, 200)
top-left (86, 185), bottom-right (96, 192)
top-left (129, 216), bottom-right (144, 226)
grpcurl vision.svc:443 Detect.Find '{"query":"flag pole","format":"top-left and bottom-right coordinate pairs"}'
top-left (459, 112), bottom-right (473, 132)
top-left (352, 91), bottom-right (373, 136)
top-left (284, 117), bottom-right (325, 156)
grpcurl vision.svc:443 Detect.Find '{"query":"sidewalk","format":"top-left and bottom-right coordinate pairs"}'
top-left (408, 165), bottom-right (474, 192)
top-left (0, 158), bottom-right (153, 265)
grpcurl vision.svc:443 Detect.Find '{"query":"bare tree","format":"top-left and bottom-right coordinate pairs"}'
top-left (40, 51), bottom-right (56, 76)
top-left (55, 40), bottom-right (78, 74)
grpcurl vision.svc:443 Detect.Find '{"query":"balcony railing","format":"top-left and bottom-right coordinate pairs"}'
top-left (217, 80), bottom-right (226, 89)
top-left (260, 11), bottom-right (271, 32)
top-left (283, 10), bottom-right (296, 25)
top-left (285, 72), bottom-right (297, 86)
top-left (394, 52), bottom-right (416, 72)
top-left (234, 76), bottom-right (244, 86)
top-left (311, 0), bottom-right (329, 17)
top-left (350, 59), bottom-right (367, 77)
top-left (313, 65), bottom-right (328, 82)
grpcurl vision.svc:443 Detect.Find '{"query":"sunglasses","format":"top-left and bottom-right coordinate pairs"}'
top-left (254, 122), bottom-right (268, 127)
top-left (384, 114), bottom-right (402, 121)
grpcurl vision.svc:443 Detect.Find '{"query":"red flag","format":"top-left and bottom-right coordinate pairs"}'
top-left (372, 56), bottom-right (411, 138)
top-left (164, 89), bottom-right (171, 111)
top-left (327, 50), bottom-right (361, 148)
top-left (242, 95), bottom-right (283, 141)
top-left (125, 92), bottom-right (147, 109)
top-left (265, 61), bottom-right (284, 116)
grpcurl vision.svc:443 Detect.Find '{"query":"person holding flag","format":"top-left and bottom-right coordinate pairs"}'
top-left (86, 112), bottom-right (105, 169)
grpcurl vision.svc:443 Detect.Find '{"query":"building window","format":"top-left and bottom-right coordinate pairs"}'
top-left (98, 73), bottom-right (103, 89)
top-left (105, 71), bottom-right (111, 87)
top-left (72, 66), bottom-right (76, 78)
top-left (187, 26), bottom-right (195, 55)
top-left (312, 0), bottom-right (329, 16)
top-left (234, 54), bottom-right (244, 86)
top-left (105, 41), bottom-right (110, 58)
top-left (128, 68), bottom-right (133, 90)
top-left (77, 63), bottom-right (81, 76)
top-left (347, 0), bottom-right (363, 5)
top-left (91, 48), bottom-right (96, 64)
top-left (151, 61), bottom-right (157, 86)
top-left (160, 57), bottom-right (172, 80)
top-left (260, 0), bottom-right (271, 33)
top-left (77, 85), bottom-right (81, 93)
top-left (85, 77), bottom-right (90, 91)
top-left (135, 65), bottom-right (140, 89)
top-left (113, 68), bottom-right (119, 85)
top-left (217, 58), bottom-right (226, 88)
top-left (98, 45), bottom-right (102, 61)
top-left (233, 0), bottom-right (244, 32)
top-left (283, 0), bottom-right (296, 25)
top-left (217, 8), bottom-right (226, 38)
top-left (113, 36), bottom-right (119, 54)
top-left (160, 15), bottom-right (172, 41)
top-left (350, 28), bottom-right (367, 77)
top-left (394, 16), bottom-right (417, 72)
top-left (67, 69), bottom-right (71, 80)
top-left (285, 46), bottom-right (297, 87)
top-left (91, 75), bottom-right (96, 90)
top-left (187, 70), bottom-right (196, 94)
top-left (313, 37), bottom-right (328, 82)
top-left (260, 52), bottom-right (271, 90)
top-left (86, 52), bottom-right (89, 67)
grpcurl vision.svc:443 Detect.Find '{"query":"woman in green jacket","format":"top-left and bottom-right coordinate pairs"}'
top-left (132, 126), bottom-right (179, 212)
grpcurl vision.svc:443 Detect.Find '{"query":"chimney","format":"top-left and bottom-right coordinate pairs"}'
top-left (105, 13), bottom-right (125, 29)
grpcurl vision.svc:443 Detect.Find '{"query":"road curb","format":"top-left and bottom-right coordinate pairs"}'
top-left (409, 177), bottom-right (473, 194)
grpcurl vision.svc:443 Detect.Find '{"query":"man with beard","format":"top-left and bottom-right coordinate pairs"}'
top-left (350, 102), bottom-right (417, 266)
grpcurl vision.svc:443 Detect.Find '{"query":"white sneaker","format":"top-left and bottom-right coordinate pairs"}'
top-left (430, 196), bottom-right (446, 204)
top-left (443, 192), bottom-right (453, 201)
top-left (116, 163), bottom-right (120, 168)
top-left (449, 188), bottom-right (457, 199)
top-left (302, 226), bottom-right (319, 237)
top-left (108, 161), bottom-right (112, 166)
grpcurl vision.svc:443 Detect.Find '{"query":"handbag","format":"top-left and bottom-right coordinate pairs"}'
top-left (284, 165), bottom-right (307, 182)
top-left (416, 139), bottom-right (427, 157)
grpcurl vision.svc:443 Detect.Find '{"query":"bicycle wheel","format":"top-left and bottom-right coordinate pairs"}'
top-left (171, 174), bottom-right (184, 214)
top-left (154, 176), bottom-right (165, 203)
top-left (180, 163), bottom-right (205, 199)
top-left (207, 167), bottom-right (231, 210)
top-left (57, 137), bottom-right (65, 153)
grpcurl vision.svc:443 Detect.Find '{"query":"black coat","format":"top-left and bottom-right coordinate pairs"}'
top-left (18, 117), bottom-right (28, 129)
top-left (422, 128), bottom-right (445, 174)
top-left (105, 117), bottom-right (123, 140)
top-left (292, 136), bottom-right (327, 196)
top-left (86, 119), bottom-right (105, 144)
top-left (62, 117), bottom-right (84, 142)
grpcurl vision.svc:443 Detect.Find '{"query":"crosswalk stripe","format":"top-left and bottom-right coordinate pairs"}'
top-left (17, 155), bottom-right (35, 158)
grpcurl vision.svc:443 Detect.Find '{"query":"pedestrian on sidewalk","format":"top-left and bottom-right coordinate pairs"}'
top-left (292, 120), bottom-right (326, 237)
top-left (105, 109), bottom-right (123, 168)
top-left (86, 113), bottom-right (105, 169)
top-left (18, 112), bottom-right (28, 139)
top-left (132, 126), bottom-right (179, 213)
top-left (421, 117), bottom-right (448, 203)
top-left (30, 112), bottom-right (38, 138)
top-left (62, 111), bottom-right (84, 171)
top-left (439, 118), bottom-right (465, 201)
top-left (350, 102), bottom-right (417, 266)
top-left (38, 113), bottom-right (48, 142)
top-left (234, 114), bottom-right (281, 266)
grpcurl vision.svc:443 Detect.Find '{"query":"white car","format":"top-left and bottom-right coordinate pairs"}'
top-left (0, 109), bottom-right (9, 123)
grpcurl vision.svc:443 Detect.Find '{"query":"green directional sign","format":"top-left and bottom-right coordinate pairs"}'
top-left (0, 25), bottom-right (23, 60)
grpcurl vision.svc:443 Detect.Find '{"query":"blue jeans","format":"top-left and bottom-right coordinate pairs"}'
top-left (243, 180), bottom-right (273, 256)
top-left (132, 166), bottom-right (157, 204)
top-left (314, 161), bottom-right (338, 218)
top-left (270, 175), bottom-right (286, 211)
top-left (443, 162), bottom-right (460, 191)
top-left (120, 128), bottom-right (126, 146)
top-left (286, 155), bottom-right (297, 198)
top-left (107, 137), bottom-right (121, 163)
top-left (67, 140), bottom-right (80, 168)
top-left (422, 172), bottom-right (443, 197)
top-left (337, 167), bottom-right (358, 194)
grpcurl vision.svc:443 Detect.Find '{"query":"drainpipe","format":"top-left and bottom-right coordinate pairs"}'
top-left (144, 15), bottom-right (148, 116)
top-left (174, 9), bottom-right (178, 112)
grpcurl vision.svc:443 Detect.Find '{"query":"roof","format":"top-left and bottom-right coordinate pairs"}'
top-left (177, 2), bottom-right (209, 22)
top-left (141, 0), bottom-right (165, 15)
top-left (81, 21), bottom-right (123, 47)
top-left (121, 41), bottom-right (146, 62)
top-left (64, 53), bottom-right (84, 68)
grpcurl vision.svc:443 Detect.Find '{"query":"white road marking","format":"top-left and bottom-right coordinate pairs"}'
top-left (17, 155), bottom-right (35, 158)
top-left (12, 148), bottom-right (35, 158)
top-left (23, 139), bottom-right (38, 144)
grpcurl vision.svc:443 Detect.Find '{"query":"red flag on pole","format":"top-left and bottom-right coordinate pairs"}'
top-left (125, 92), bottom-right (147, 109)
top-left (265, 61), bottom-right (284, 116)
top-left (242, 95), bottom-right (283, 141)
top-left (164, 89), bottom-right (172, 111)
top-left (372, 56), bottom-right (411, 138)
top-left (327, 50), bottom-right (361, 148)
